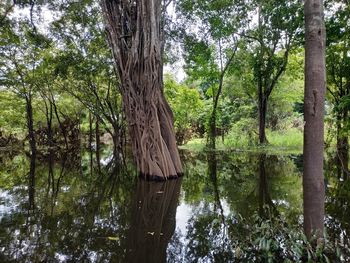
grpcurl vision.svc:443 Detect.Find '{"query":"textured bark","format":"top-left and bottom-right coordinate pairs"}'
top-left (102, 0), bottom-right (183, 179)
top-left (303, 0), bottom-right (326, 239)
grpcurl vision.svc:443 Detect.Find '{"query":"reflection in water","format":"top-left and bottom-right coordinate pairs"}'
top-left (28, 153), bottom-right (36, 212)
top-left (126, 178), bottom-right (182, 263)
top-left (257, 154), bottom-right (277, 217)
top-left (207, 152), bottom-right (225, 224)
top-left (0, 149), bottom-right (348, 261)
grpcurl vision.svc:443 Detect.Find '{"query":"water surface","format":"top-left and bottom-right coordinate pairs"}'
top-left (0, 149), bottom-right (349, 262)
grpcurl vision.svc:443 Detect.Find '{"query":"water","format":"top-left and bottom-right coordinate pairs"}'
top-left (0, 149), bottom-right (349, 262)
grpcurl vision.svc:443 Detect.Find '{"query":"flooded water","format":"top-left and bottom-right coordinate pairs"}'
top-left (0, 148), bottom-right (349, 262)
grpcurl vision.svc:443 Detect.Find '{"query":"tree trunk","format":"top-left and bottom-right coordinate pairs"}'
top-left (44, 100), bottom-right (54, 147)
top-left (303, 0), bottom-right (326, 240)
top-left (52, 96), bottom-right (68, 149)
top-left (89, 111), bottom-right (93, 151)
top-left (95, 118), bottom-right (101, 173)
top-left (25, 95), bottom-right (36, 155)
top-left (102, 0), bottom-right (183, 179)
top-left (208, 113), bottom-right (216, 149)
top-left (258, 92), bottom-right (268, 144)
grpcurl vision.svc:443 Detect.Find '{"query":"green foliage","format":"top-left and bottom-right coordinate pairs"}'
top-left (0, 91), bottom-right (26, 136)
top-left (230, 212), bottom-right (343, 262)
top-left (164, 75), bottom-right (204, 144)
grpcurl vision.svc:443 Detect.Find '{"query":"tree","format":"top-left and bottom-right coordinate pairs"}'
top-left (101, 0), bottom-right (182, 179)
top-left (49, 0), bottom-right (125, 157)
top-left (303, 0), bottom-right (326, 239)
top-left (325, 0), bottom-right (350, 179)
top-left (244, 0), bottom-right (302, 144)
top-left (176, 0), bottom-right (244, 149)
top-left (0, 21), bottom-right (51, 154)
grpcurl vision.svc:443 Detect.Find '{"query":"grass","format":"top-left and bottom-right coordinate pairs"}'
top-left (181, 128), bottom-right (304, 154)
top-left (266, 128), bottom-right (303, 149)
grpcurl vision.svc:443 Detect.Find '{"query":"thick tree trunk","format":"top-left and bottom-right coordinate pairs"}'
top-left (303, 0), bottom-right (326, 240)
top-left (102, 0), bottom-right (183, 179)
top-left (258, 92), bottom-right (268, 144)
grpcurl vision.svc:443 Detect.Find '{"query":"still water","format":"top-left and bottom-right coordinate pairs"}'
top-left (0, 148), bottom-right (349, 262)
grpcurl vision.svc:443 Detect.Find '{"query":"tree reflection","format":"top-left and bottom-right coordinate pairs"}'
top-left (257, 154), bottom-right (277, 217)
top-left (28, 152), bottom-right (36, 212)
top-left (126, 178), bottom-right (182, 263)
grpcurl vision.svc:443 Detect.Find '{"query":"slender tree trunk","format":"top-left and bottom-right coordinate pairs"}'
top-left (258, 92), bottom-right (268, 144)
top-left (208, 113), bottom-right (217, 149)
top-left (89, 112), bottom-right (93, 151)
top-left (25, 95), bottom-right (36, 155)
top-left (303, 0), bottom-right (326, 239)
top-left (45, 100), bottom-right (53, 147)
top-left (52, 97), bottom-right (68, 149)
top-left (102, 0), bottom-right (182, 179)
top-left (95, 118), bottom-right (101, 173)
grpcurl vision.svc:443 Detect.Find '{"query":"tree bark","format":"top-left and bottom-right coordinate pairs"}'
top-left (258, 92), bottom-right (268, 144)
top-left (303, 0), bottom-right (326, 240)
top-left (102, 0), bottom-right (183, 179)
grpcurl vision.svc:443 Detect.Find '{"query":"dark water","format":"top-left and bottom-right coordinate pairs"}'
top-left (0, 148), bottom-right (349, 262)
